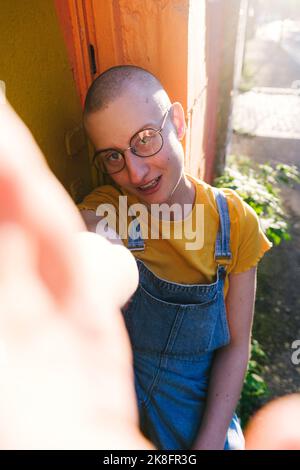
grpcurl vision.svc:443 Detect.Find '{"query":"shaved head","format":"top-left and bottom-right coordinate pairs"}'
top-left (83, 65), bottom-right (170, 119)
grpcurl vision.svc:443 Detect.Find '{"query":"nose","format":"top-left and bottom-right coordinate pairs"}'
top-left (124, 149), bottom-right (150, 186)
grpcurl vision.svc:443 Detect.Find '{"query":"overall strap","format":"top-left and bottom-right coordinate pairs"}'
top-left (127, 219), bottom-right (145, 251)
top-left (114, 186), bottom-right (145, 251)
top-left (212, 187), bottom-right (232, 267)
top-left (127, 207), bottom-right (145, 251)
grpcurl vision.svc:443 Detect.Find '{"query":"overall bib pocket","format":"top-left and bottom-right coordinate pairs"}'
top-left (122, 284), bottom-right (224, 357)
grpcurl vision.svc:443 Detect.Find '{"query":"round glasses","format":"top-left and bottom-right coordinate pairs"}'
top-left (92, 108), bottom-right (170, 175)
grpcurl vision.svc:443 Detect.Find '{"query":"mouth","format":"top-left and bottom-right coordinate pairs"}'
top-left (136, 176), bottom-right (162, 194)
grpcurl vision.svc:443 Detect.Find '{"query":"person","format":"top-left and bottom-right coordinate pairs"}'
top-left (78, 65), bottom-right (273, 450)
top-left (1, 78), bottom-right (299, 453)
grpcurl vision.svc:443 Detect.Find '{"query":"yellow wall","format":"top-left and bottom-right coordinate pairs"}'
top-left (0, 0), bottom-right (91, 200)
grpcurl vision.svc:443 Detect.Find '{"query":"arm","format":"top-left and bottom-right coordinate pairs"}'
top-left (80, 209), bottom-right (124, 246)
top-left (192, 266), bottom-right (257, 450)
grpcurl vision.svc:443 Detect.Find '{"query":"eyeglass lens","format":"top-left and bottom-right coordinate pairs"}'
top-left (95, 128), bottom-right (163, 175)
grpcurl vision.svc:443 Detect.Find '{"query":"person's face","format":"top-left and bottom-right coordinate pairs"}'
top-left (85, 86), bottom-right (186, 205)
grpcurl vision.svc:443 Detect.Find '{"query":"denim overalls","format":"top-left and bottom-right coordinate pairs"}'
top-left (122, 188), bottom-right (245, 450)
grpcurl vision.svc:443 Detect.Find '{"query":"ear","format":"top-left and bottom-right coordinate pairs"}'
top-left (170, 102), bottom-right (186, 140)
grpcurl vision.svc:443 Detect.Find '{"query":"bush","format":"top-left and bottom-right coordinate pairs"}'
top-left (214, 155), bottom-right (300, 245)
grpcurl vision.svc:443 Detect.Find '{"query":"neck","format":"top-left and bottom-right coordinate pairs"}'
top-left (141, 174), bottom-right (196, 222)
top-left (159, 173), bottom-right (196, 221)
top-left (169, 173), bottom-right (195, 208)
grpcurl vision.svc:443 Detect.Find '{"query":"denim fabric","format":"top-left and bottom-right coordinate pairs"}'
top-left (122, 188), bottom-right (245, 450)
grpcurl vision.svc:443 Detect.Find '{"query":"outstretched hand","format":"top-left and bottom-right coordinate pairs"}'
top-left (0, 95), bottom-right (153, 450)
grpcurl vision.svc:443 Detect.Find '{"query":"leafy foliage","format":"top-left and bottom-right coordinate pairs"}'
top-left (214, 155), bottom-right (300, 245)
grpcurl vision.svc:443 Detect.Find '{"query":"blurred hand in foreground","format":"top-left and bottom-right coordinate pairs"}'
top-left (0, 94), bottom-right (153, 450)
top-left (245, 393), bottom-right (300, 450)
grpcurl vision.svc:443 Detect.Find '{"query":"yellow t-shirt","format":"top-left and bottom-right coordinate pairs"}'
top-left (78, 175), bottom-right (272, 297)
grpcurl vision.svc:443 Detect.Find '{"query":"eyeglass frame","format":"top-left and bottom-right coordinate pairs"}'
top-left (92, 106), bottom-right (171, 175)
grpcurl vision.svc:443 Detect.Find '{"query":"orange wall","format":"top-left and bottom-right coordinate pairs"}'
top-left (92, 0), bottom-right (189, 106)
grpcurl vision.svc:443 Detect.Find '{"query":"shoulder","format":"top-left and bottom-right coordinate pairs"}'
top-left (189, 175), bottom-right (272, 272)
top-left (190, 176), bottom-right (249, 224)
top-left (217, 188), bottom-right (272, 273)
top-left (219, 187), bottom-right (264, 238)
top-left (188, 174), bottom-right (258, 224)
top-left (209, 185), bottom-right (265, 248)
top-left (220, 187), bottom-right (255, 223)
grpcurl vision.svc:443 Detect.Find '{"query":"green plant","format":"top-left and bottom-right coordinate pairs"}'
top-left (237, 339), bottom-right (269, 428)
top-left (214, 155), bottom-right (300, 245)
